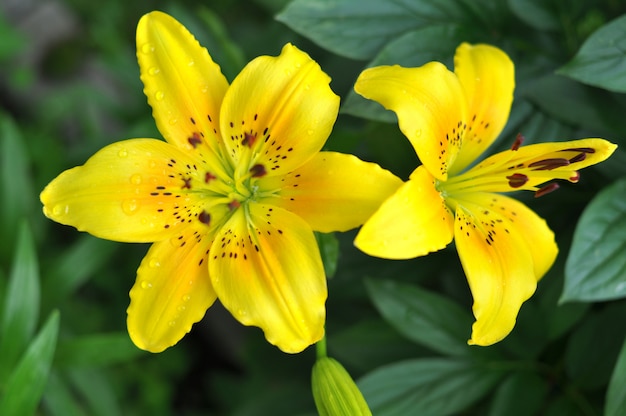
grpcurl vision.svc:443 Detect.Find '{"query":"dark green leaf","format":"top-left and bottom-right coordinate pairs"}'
top-left (365, 279), bottom-right (473, 357)
top-left (358, 358), bottom-right (503, 415)
top-left (488, 372), bottom-right (548, 416)
top-left (607, 335), bottom-right (626, 416)
top-left (0, 222), bottom-right (41, 383)
top-left (564, 301), bottom-right (626, 390)
top-left (507, 0), bottom-right (559, 31)
top-left (42, 372), bottom-right (85, 416)
top-left (315, 232), bottom-right (339, 278)
top-left (67, 369), bottom-right (121, 416)
top-left (562, 178), bottom-right (626, 302)
top-left (558, 14), bottom-right (626, 93)
top-left (55, 333), bottom-right (144, 368)
top-left (0, 311), bottom-right (60, 416)
top-left (277, 0), bottom-right (469, 60)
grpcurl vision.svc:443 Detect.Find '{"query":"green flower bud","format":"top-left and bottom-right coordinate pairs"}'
top-left (311, 357), bottom-right (371, 416)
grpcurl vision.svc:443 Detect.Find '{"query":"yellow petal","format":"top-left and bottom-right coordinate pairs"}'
top-left (220, 43), bottom-right (340, 178)
top-left (40, 139), bottom-right (230, 242)
top-left (354, 166), bottom-right (454, 259)
top-left (354, 62), bottom-right (467, 181)
top-left (448, 138), bottom-right (618, 194)
top-left (260, 152), bottom-right (402, 233)
top-left (208, 203), bottom-right (326, 353)
top-left (464, 192), bottom-right (558, 280)
top-left (450, 43), bottom-right (515, 174)
top-left (453, 200), bottom-right (537, 346)
top-left (137, 11), bottom-right (229, 162)
top-left (127, 231), bottom-right (217, 352)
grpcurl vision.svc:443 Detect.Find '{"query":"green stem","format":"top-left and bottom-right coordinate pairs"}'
top-left (316, 334), bottom-right (327, 359)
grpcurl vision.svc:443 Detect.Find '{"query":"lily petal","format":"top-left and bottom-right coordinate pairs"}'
top-left (208, 203), bottom-right (326, 353)
top-left (355, 63), bottom-right (467, 181)
top-left (450, 43), bottom-right (515, 174)
top-left (464, 192), bottom-right (557, 279)
top-left (453, 200), bottom-right (537, 346)
top-left (40, 139), bottom-right (229, 242)
top-left (354, 166), bottom-right (454, 259)
top-left (137, 11), bottom-right (229, 162)
top-left (260, 151), bottom-right (402, 232)
top-left (220, 43), bottom-right (340, 178)
top-left (127, 231), bottom-right (216, 352)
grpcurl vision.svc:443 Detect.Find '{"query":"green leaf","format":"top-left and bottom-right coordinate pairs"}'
top-left (488, 372), bottom-right (548, 416)
top-left (507, 0), bottom-right (559, 31)
top-left (564, 301), bottom-right (626, 390)
top-left (55, 332), bottom-right (144, 368)
top-left (67, 369), bottom-right (121, 416)
top-left (562, 178), bottom-right (626, 302)
top-left (358, 358), bottom-right (503, 415)
top-left (606, 335), bottom-right (626, 416)
top-left (365, 279), bottom-right (474, 357)
top-left (312, 357), bottom-right (371, 416)
top-left (277, 0), bottom-right (469, 60)
top-left (0, 114), bottom-right (34, 257)
top-left (315, 232), bottom-right (339, 278)
top-left (42, 372), bottom-right (85, 416)
top-left (0, 221), bottom-right (41, 383)
top-left (0, 310), bottom-right (60, 416)
top-left (558, 14), bottom-right (626, 93)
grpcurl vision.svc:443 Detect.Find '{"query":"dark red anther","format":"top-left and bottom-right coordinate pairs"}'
top-left (560, 147), bottom-right (595, 154)
top-left (569, 172), bottom-right (580, 183)
top-left (535, 183), bottom-right (560, 198)
top-left (511, 133), bottom-right (524, 151)
top-left (182, 177), bottom-right (192, 189)
top-left (188, 132), bottom-right (202, 148)
top-left (198, 210), bottom-right (211, 225)
top-left (506, 173), bottom-right (529, 188)
top-left (242, 132), bottom-right (257, 147)
top-left (528, 158), bottom-right (570, 171)
top-left (250, 164), bottom-right (267, 178)
top-left (569, 152), bottom-right (586, 163)
top-left (228, 200), bottom-right (241, 210)
top-left (205, 172), bottom-right (216, 183)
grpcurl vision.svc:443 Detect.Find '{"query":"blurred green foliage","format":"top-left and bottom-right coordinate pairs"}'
top-left (1, 0), bottom-right (626, 414)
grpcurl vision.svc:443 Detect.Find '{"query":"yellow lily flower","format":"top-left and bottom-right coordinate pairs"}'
top-left (353, 43), bottom-right (617, 346)
top-left (40, 11), bottom-right (401, 354)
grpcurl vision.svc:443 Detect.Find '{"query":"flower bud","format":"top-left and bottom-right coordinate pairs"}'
top-left (311, 357), bottom-right (371, 416)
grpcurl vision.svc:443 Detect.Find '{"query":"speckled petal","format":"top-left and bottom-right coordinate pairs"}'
top-left (453, 199), bottom-right (537, 346)
top-left (219, 43), bottom-right (340, 179)
top-left (450, 43), bottom-right (515, 174)
top-left (137, 11), bottom-right (229, 171)
top-left (260, 151), bottom-right (402, 233)
top-left (127, 232), bottom-right (216, 352)
top-left (354, 166), bottom-right (454, 259)
top-left (40, 139), bottom-right (230, 243)
top-left (208, 203), bottom-right (326, 353)
top-left (354, 63), bottom-right (467, 181)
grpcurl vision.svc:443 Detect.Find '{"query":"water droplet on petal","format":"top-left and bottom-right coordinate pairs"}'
top-left (169, 118), bottom-right (178, 126)
top-left (155, 91), bottom-right (165, 101)
top-left (148, 66), bottom-right (160, 75)
top-left (141, 43), bottom-right (154, 54)
top-left (118, 149), bottom-right (128, 158)
top-left (169, 320), bottom-right (177, 327)
top-left (415, 129), bottom-right (422, 138)
top-left (149, 258), bottom-right (161, 268)
top-left (238, 309), bottom-right (247, 317)
top-left (183, 295), bottom-right (191, 302)
top-left (140, 280), bottom-right (153, 289)
top-left (52, 204), bottom-right (69, 216)
top-left (177, 305), bottom-right (186, 312)
top-left (307, 129), bottom-right (314, 136)
top-left (188, 59), bottom-right (195, 66)
top-left (130, 174), bottom-right (142, 185)
top-left (122, 199), bottom-right (139, 214)
top-left (148, 160), bottom-right (156, 169)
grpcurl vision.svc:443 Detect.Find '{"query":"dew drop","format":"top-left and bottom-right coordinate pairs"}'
top-left (304, 84), bottom-right (310, 90)
top-left (148, 66), bottom-right (160, 76)
top-left (169, 118), bottom-right (178, 126)
top-left (238, 309), bottom-right (247, 317)
top-left (183, 295), bottom-right (191, 302)
top-left (118, 149), bottom-right (128, 158)
top-left (148, 258), bottom-right (161, 268)
top-left (188, 59), bottom-right (195, 66)
top-left (155, 91), bottom-right (165, 101)
top-left (140, 280), bottom-right (153, 289)
top-left (415, 129), bottom-right (422, 138)
top-left (177, 305), bottom-right (186, 312)
top-left (52, 204), bottom-right (69, 216)
top-left (141, 43), bottom-right (154, 54)
top-left (307, 129), bottom-right (314, 136)
top-left (148, 160), bottom-right (156, 169)
top-left (130, 174), bottom-right (142, 185)
top-left (122, 199), bottom-right (139, 215)
top-left (168, 320), bottom-right (177, 327)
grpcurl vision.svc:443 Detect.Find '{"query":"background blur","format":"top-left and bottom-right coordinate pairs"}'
top-left (1, 0), bottom-right (626, 415)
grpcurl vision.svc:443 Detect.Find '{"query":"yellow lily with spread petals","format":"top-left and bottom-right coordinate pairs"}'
top-left (40, 11), bottom-right (401, 354)
top-left (354, 43), bottom-right (617, 346)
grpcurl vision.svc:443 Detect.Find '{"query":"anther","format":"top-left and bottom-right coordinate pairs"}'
top-left (242, 132), bottom-right (257, 147)
top-left (182, 178), bottom-right (192, 189)
top-left (228, 200), bottom-right (241, 210)
top-left (205, 172), bottom-right (216, 183)
top-left (560, 147), bottom-right (595, 154)
top-left (198, 210), bottom-right (211, 225)
top-left (569, 152), bottom-right (586, 163)
top-left (535, 183), bottom-right (560, 198)
top-left (506, 173), bottom-right (529, 188)
top-left (250, 164), bottom-right (267, 178)
top-left (188, 132), bottom-right (202, 148)
top-left (528, 158), bottom-right (570, 171)
top-left (511, 133), bottom-right (524, 151)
